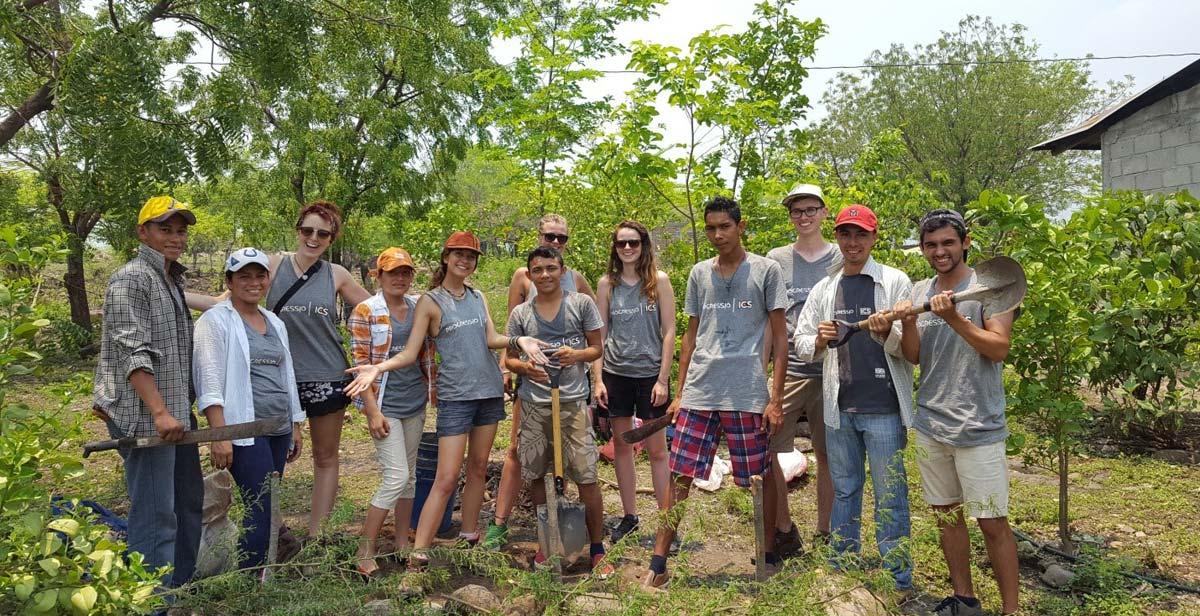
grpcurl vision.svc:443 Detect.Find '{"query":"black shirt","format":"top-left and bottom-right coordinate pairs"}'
top-left (835, 275), bottom-right (900, 414)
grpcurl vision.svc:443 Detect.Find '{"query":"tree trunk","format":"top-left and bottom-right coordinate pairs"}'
top-left (64, 234), bottom-right (92, 334)
top-left (1057, 447), bottom-right (1075, 555)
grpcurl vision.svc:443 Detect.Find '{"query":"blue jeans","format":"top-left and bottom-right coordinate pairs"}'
top-left (106, 417), bottom-right (203, 589)
top-left (435, 397), bottom-right (505, 437)
top-left (229, 433), bottom-right (292, 570)
top-left (826, 411), bottom-right (912, 590)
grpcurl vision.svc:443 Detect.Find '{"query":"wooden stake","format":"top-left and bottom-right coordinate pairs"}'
top-left (750, 474), bottom-right (767, 582)
top-left (264, 471), bottom-right (281, 583)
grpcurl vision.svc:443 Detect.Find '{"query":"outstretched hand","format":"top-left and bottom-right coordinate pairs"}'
top-left (344, 365), bottom-right (381, 398)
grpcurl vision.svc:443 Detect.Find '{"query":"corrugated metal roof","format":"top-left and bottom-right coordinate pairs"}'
top-left (1031, 57), bottom-right (1200, 154)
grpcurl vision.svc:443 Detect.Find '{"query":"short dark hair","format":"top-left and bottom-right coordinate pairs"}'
top-left (919, 208), bottom-right (968, 243)
top-left (526, 245), bottom-right (564, 269)
top-left (703, 196), bottom-right (741, 224)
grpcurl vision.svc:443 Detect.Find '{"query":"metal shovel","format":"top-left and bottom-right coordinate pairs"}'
top-left (828, 255), bottom-right (1027, 348)
top-left (535, 366), bottom-right (589, 569)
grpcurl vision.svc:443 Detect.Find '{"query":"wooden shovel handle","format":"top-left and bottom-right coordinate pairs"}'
top-left (551, 386), bottom-right (565, 494)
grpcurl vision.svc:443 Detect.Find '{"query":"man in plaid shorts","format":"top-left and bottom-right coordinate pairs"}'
top-left (641, 196), bottom-right (790, 589)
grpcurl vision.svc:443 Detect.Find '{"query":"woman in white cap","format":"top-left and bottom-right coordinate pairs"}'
top-left (347, 246), bottom-right (433, 576)
top-left (192, 248), bottom-right (306, 576)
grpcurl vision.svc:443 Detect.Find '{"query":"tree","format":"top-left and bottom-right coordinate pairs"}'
top-left (811, 16), bottom-right (1130, 210)
top-left (480, 0), bottom-right (660, 214)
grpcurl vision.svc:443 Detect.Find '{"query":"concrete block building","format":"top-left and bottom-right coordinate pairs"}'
top-left (1032, 58), bottom-right (1200, 197)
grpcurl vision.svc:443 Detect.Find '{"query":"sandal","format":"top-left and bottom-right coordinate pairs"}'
top-left (406, 551), bottom-right (430, 573)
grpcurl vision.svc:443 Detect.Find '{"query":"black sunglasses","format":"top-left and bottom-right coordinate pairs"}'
top-left (298, 226), bottom-right (333, 240)
top-left (615, 239), bottom-right (642, 249)
top-left (542, 232), bottom-right (569, 244)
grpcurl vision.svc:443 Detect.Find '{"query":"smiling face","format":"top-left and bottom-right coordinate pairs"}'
top-left (378, 266), bottom-right (415, 300)
top-left (138, 216), bottom-right (190, 263)
top-left (539, 220), bottom-right (569, 252)
top-left (443, 248), bottom-right (479, 280)
top-left (835, 225), bottom-right (877, 268)
top-left (703, 210), bottom-right (745, 255)
top-left (787, 196), bottom-right (827, 238)
top-left (227, 264), bottom-right (270, 306)
top-left (295, 213), bottom-right (334, 260)
top-left (528, 255), bottom-right (563, 296)
top-left (921, 225), bottom-right (970, 275)
top-left (614, 227), bottom-right (643, 266)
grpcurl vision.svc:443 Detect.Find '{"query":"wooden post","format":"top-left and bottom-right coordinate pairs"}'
top-left (264, 471), bottom-right (281, 583)
top-left (750, 475), bottom-right (768, 582)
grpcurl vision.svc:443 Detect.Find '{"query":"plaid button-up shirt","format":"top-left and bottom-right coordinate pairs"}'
top-left (348, 291), bottom-right (437, 410)
top-left (93, 244), bottom-right (194, 437)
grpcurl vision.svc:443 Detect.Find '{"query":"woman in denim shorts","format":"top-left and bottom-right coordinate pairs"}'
top-left (345, 231), bottom-right (548, 569)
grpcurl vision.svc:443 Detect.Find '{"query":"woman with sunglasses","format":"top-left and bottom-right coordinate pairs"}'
top-left (344, 232), bottom-right (548, 568)
top-left (486, 213), bottom-right (596, 548)
top-left (594, 221), bottom-right (676, 544)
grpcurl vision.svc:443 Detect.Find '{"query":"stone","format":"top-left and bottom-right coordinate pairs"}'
top-left (1151, 449), bottom-right (1193, 464)
top-left (504, 595), bottom-right (541, 616)
top-left (1116, 524), bottom-right (1135, 534)
top-left (1041, 564), bottom-right (1075, 588)
top-left (364, 599), bottom-right (398, 616)
top-left (824, 586), bottom-right (889, 616)
top-left (570, 592), bottom-right (623, 614)
top-left (1135, 531), bottom-right (1147, 539)
top-left (446, 584), bottom-right (501, 615)
top-left (1016, 540), bottom-right (1038, 560)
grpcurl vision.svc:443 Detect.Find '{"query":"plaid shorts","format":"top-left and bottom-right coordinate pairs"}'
top-left (669, 408), bottom-right (770, 487)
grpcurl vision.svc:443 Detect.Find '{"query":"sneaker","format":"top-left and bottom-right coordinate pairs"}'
top-left (640, 569), bottom-right (670, 591)
top-left (482, 522), bottom-right (509, 549)
top-left (611, 515), bottom-right (640, 543)
top-left (773, 523), bottom-right (804, 559)
top-left (930, 596), bottom-right (983, 616)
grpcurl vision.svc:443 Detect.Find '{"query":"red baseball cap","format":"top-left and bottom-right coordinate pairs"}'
top-left (834, 204), bottom-right (878, 232)
top-left (443, 231), bottom-right (482, 254)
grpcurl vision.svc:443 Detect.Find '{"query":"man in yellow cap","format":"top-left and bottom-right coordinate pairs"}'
top-left (93, 195), bottom-right (202, 595)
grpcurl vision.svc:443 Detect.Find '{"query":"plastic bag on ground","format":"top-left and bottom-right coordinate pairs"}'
top-left (777, 447), bottom-right (810, 482)
top-left (693, 455), bottom-right (730, 492)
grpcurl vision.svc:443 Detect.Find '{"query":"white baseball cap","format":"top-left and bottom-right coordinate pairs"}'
top-left (782, 183), bottom-right (825, 207)
top-left (225, 247), bottom-right (271, 273)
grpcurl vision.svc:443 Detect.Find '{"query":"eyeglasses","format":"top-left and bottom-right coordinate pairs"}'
top-left (789, 206), bottom-right (825, 218)
top-left (298, 226), bottom-right (333, 240)
top-left (542, 232), bottom-right (569, 244)
top-left (615, 239), bottom-right (642, 249)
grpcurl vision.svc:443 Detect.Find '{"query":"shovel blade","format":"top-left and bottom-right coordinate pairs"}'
top-left (536, 502), bottom-right (589, 565)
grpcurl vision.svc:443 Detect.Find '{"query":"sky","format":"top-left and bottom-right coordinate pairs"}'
top-left (491, 0), bottom-right (1200, 152)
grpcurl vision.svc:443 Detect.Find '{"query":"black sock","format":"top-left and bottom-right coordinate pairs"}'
top-left (955, 595), bottom-right (980, 608)
top-left (649, 554), bottom-right (667, 575)
top-left (590, 542), bottom-right (605, 557)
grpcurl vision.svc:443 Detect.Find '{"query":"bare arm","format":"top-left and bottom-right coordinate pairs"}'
top-left (594, 276), bottom-right (613, 374)
top-left (763, 309), bottom-right (788, 434)
top-left (933, 291), bottom-right (1014, 362)
top-left (344, 297), bottom-right (438, 396)
top-left (185, 291), bottom-right (228, 312)
top-left (668, 316), bottom-right (699, 418)
top-left (655, 271), bottom-right (676, 387)
top-left (333, 263), bottom-right (371, 306)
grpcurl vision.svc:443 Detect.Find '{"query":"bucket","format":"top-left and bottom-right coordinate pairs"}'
top-left (411, 432), bottom-right (456, 535)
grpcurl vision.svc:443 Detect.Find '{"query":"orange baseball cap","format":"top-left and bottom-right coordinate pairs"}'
top-left (372, 247), bottom-right (415, 276)
top-left (443, 231), bottom-right (482, 254)
top-left (835, 204), bottom-right (878, 232)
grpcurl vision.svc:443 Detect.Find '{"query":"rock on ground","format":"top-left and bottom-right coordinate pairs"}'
top-left (446, 584), bottom-right (501, 614)
top-left (1041, 563), bottom-right (1075, 588)
top-left (819, 585), bottom-right (888, 616)
top-left (570, 592), bottom-right (623, 614)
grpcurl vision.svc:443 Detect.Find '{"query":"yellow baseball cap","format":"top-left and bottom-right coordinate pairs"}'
top-left (137, 195), bottom-right (196, 226)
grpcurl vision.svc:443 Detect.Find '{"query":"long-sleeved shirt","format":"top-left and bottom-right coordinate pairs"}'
top-left (192, 300), bottom-right (304, 446)
top-left (793, 256), bottom-right (914, 430)
top-left (93, 244), bottom-right (195, 437)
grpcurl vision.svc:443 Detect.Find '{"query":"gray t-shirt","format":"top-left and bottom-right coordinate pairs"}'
top-left (507, 292), bottom-right (603, 405)
top-left (681, 254), bottom-right (787, 412)
top-left (835, 275), bottom-right (900, 414)
top-left (379, 297), bottom-right (427, 419)
top-left (767, 244), bottom-right (840, 379)
top-left (602, 277), bottom-right (663, 379)
top-left (428, 287), bottom-right (504, 401)
top-left (266, 257), bottom-right (349, 382)
top-left (244, 320), bottom-right (292, 436)
top-left (913, 272), bottom-right (1008, 447)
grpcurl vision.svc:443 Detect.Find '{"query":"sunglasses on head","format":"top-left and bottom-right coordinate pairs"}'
top-left (542, 232), bottom-right (569, 244)
top-left (297, 226), bottom-right (333, 240)
top-left (615, 239), bottom-right (642, 249)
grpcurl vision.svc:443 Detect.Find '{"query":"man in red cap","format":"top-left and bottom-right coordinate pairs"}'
top-left (793, 204), bottom-right (916, 593)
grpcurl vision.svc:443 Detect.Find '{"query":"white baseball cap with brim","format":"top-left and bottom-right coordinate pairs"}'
top-left (225, 247), bottom-right (271, 273)
top-left (782, 183), bottom-right (825, 207)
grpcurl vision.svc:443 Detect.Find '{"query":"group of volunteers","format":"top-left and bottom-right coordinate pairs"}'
top-left (92, 182), bottom-right (1018, 615)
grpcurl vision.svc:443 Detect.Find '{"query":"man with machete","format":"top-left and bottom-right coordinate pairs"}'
top-left (764, 183), bottom-right (842, 558)
top-left (895, 209), bottom-right (1019, 616)
top-left (92, 195), bottom-right (203, 593)
top-left (642, 196), bottom-right (789, 589)
top-left (794, 204), bottom-right (915, 593)
top-left (504, 246), bottom-right (613, 576)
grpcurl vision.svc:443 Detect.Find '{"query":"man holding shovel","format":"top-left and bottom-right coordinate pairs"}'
top-left (794, 204), bottom-right (915, 593)
top-left (641, 196), bottom-right (790, 589)
top-left (504, 246), bottom-right (613, 576)
top-left (92, 196), bottom-right (203, 592)
top-left (895, 209), bottom-right (1019, 616)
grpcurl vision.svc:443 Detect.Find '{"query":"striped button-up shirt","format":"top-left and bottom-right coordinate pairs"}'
top-left (793, 256), bottom-right (914, 430)
top-left (93, 244), bottom-right (194, 437)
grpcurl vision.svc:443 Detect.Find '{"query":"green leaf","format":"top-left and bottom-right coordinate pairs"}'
top-left (37, 557), bottom-right (60, 576)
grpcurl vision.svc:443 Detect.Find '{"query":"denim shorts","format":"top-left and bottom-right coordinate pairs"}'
top-left (435, 397), bottom-right (506, 437)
